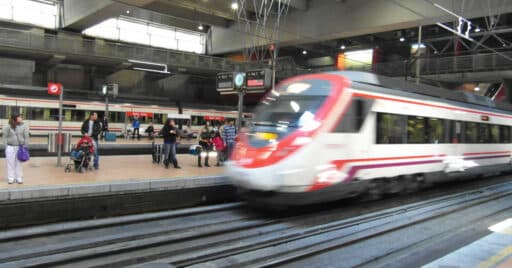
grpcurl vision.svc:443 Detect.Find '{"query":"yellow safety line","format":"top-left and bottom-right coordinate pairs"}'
top-left (478, 245), bottom-right (512, 268)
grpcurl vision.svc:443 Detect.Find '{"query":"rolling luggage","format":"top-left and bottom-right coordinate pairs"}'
top-left (105, 132), bottom-right (116, 142)
top-left (152, 141), bottom-right (162, 164)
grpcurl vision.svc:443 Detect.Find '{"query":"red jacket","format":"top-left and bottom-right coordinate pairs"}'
top-left (212, 136), bottom-right (225, 151)
top-left (77, 136), bottom-right (95, 154)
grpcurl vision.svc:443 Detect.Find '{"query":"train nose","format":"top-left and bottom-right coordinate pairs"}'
top-left (226, 162), bottom-right (283, 191)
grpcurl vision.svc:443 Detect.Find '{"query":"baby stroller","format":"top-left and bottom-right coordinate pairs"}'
top-left (65, 138), bottom-right (94, 173)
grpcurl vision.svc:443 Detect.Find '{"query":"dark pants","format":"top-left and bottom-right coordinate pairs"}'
top-left (133, 128), bottom-right (140, 139)
top-left (226, 142), bottom-right (235, 160)
top-left (197, 141), bottom-right (210, 166)
top-left (92, 138), bottom-right (99, 169)
top-left (163, 143), bottom-right (178, 168)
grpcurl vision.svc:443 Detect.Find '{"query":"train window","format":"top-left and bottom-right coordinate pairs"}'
top-left (71, 110), bottom-right (86, 122)
top-left (26, 107), bottom-right (46, 121)
top-left (449, 121), bottom-right (462, 143)
top-left (153, 114), bottom-right (164, 124)
top-left (490, 125), bottom-right (500, 143)
top-left (478, 124), bottom-right (490, 143)
top-left (0, 106), bottom-right (6, 119)
top-left (191, 115), bottom-right (205, 126)
top-left (407, 116), bottom-right (426, 143)
top-left (109, 112), bottom-right (125, 123)
top-left (49, 109), bottom-right (60, 121)
top-left (464, 122), bottom-right (478, 143)
top-left (377, 113), bottom-right (406, 144)
top-left (500, 126), bottom-right (511, 143)
top-left (335, 99), bottom-right (371, 133)
top-left (427, 118), bottom-right (446, 143)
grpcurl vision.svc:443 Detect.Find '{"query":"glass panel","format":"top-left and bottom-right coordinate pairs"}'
top-left (407, 116), bottom-right (426, 144)
top-left (26, 107), bottom-right (45, 120)
top-left (71, 110), bottom-right (86, 122)
top-left (490, 125), bottom-right (499, 143)
top-left (83, 18), bottom-right (119, 40)
top-left (0, 0), bottom-right (12, 20)
top-left (464, 122), bottom-right (478, 143)
top-left (377, 113), bottom-right (406, 144)
top-left (500, 126), bottom-right (511, 143)
top-left (12, 0), bottom-right (58, 29)
top-left (427, 118), bottom-right (446, 143)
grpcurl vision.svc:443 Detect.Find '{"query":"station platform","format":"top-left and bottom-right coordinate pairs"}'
top-left (426, 218), bottom-right (512, 268)
top-left (0, 154), bottom-right (227, 202)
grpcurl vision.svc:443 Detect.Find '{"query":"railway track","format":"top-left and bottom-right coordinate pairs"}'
top-left (1, 177), bottom-right (512, 268)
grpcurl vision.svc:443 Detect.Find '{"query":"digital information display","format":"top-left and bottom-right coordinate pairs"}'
top-left (246, 69), bottom-right (271, 91)
top-left (216, 72), bottom-right (234, 92)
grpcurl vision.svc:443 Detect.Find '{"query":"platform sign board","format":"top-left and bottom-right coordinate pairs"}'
top-left (246, 69), bottom-right (271, 92)
top-left (216, 72), bottom-right (235, 93)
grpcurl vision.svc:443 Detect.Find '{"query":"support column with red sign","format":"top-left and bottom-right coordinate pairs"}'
top-left (48, 82), bottom-right (64, 166)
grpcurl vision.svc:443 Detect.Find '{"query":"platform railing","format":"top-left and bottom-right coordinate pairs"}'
top-left (0, 27), bottom-right (235, 73)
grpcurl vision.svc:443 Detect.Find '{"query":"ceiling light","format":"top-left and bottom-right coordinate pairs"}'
top-left (475, 27), bottom-right (481, 33)
top-left (340, 45), bottom-right (346, 50)
top-left (302, 50), bottom-right (307, 55)
top-left (474, 87), bottom-right (480, 91)
top-left (231, 2), bottom-right (239, 10)
top-left (198, 24), bottom-right (204, 30)
top-left (126, 10), bottom-right (130, 14)
top-left (399, 37), bottom-right (405, 42)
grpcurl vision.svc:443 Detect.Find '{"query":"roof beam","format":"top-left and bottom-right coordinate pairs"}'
top-left (209, 0), bottom-right (512, 54)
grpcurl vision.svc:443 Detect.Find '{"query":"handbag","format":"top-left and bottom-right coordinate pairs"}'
top-left (15, 129), bottom-right (30, 162)
top-left (17, 145), bottom-right (30, 162)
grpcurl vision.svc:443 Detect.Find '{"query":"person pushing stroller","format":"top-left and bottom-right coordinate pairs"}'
top-left (65, 135), bottom-right (95, 173)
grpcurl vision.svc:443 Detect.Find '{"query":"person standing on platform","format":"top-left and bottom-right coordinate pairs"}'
top-left (197, 123), bottom-right (211, 167)
top-left (81, 112), bottom-right (101, 170)
top-left (3, 114), bottom-right (29, 184)
top-left (132, 116), bottom-right (141, 140)
top-left (162, 119), bottom-right (181, 169)
top-left (101, 117), bottom-right (109, 140)
top-left (222, 119), bottom-right (237, 159)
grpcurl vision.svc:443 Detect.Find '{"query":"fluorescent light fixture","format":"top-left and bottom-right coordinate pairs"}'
top-left (128, 59), bottom-right (170, 74)
top-left (133, 68), bottom-right (170, 74)
top-left (474, 87), bottom-right (480, 91)
top-left (411, 43), bottom-right (426, 49)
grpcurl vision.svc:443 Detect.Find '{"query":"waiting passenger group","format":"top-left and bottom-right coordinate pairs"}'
top-left (3, 112), bottom-right (237, 184)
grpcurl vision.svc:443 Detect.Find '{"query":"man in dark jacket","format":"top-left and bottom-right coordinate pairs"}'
top-left (81, 112), bottom-right (101, 169)
top-left (161, 119), bottom-right (181, 169)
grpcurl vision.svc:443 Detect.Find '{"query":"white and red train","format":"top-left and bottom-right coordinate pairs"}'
top-left (227, 71), bottom-right (512, 205)
top-left (0, 95), bottom-right (244, 136)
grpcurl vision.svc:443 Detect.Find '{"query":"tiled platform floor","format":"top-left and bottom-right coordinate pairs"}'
top-left (0, 154), bottom-right (225, 189)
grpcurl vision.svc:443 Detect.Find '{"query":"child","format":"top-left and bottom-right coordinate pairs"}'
top-left (77, 135), bottom-right (95, 155)
top-left (212, 131), bottom-right (225, 166)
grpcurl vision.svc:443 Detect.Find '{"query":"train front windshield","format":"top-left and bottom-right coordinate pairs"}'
top-left (249, 79), bottom-right (331, 147)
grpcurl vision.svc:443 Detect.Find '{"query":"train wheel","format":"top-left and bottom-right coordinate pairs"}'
top-left (365, 179), bottom-right (384, 201)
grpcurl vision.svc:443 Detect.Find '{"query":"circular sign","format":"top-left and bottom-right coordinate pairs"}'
top-left (49, 84), bottom-right (59, 93)
top-left (234, 72), bottom-right (245, 88)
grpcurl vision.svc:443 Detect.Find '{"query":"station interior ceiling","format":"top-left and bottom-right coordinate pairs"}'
top-left (0, 0), bottom-right (512, 106)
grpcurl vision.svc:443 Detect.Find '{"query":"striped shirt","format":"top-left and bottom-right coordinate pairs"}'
top-left (222, 125), bottom-right (237, 144)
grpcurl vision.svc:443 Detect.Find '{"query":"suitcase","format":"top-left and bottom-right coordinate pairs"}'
top-left (105, 132), bottom-right (116, 142)
top-left (152, 142), bottom-right (162, 164)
